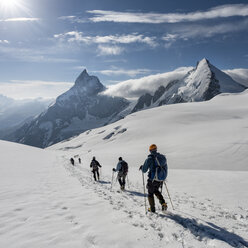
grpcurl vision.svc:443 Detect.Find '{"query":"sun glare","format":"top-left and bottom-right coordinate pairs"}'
top-left (0, 0), bottom-right (22, 11)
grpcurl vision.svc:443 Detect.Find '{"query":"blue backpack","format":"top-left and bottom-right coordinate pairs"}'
top-left (153, 153), bottom-right (168, 182)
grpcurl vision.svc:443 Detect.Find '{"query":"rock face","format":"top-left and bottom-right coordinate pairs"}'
top-left (11, 70), bottom-right (129, 148)
top-left (132, 59), bottom-right (246, 112)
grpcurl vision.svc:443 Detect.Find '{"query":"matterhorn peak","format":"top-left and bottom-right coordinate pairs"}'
top-left (73, 69), bottom-right (105, 95)
top-left (196, 58), bottom-right (210, 69)
top-left (75, 69), bottom-right (90, 85)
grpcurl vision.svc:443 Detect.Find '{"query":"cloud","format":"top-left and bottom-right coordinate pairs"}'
top-left (0, 45), bottom-right (78, 63)
top-left (54, 31), bottom-right (157, 47)
top-left (0, 17), bottom-right (40, 22)
top-left (97, 45), bottom-right (124, 55)
top-left (58, 16), bottom-right (76, 20)
top-left (162, 19), bottom-right (248, 45)
top-left (58, 16), bottom-right (87, 23)
top-left (94, 68), bottom-right (154, 77)
top-left (87, 4), bottom-right (248, 23)
top-left (224, 69), bottom-right (248, 87)
top-left (103, 67), bottom-right (193, 99)
top-left (0, 40), bottom-right (9, 44)
top-left (0, 80), bottom-right (73, 99)
top-left (177, 19), bottom-right (248, 38)
top-left (162, 34), bottom-right (178, 41)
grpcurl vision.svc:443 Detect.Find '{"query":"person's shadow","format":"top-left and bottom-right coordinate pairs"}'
top-left (159, 212), bottom-right (248, 247)
top-left (98, 180), bottom-right (111, 184)
top-left (126, 190), bottom-right (147, 197)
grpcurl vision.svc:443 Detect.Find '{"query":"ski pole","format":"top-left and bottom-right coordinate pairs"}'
top-left (111, 171), bottom-right (115, 190)
top-left (163, 181), bottom-right (175, 210)
top-left (142, 171), bottom-right (147, 214)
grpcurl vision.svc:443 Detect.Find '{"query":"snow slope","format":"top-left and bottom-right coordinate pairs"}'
top-left (51, 90), bottom-right (248, 172)
top-left (1, 139), bottom-right (248, 248)
top-left (0, 141), bottom-right (160, 248)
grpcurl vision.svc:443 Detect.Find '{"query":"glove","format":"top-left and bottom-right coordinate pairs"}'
top-left (112, 168), bottom-right (116, 172)
top-left (139, 165), bottom-right (143, 171)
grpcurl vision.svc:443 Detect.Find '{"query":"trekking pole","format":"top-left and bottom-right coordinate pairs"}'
top-left (160, 182), bottom-right (163, 194)
top-left (142, 171), bottom-right (147, 214)
top-left (163, 181), bottom-right (175, 210)
top-left (126, 174), bottom-right (130, 189)
top-left (111, 171), bottom-right (115, 190)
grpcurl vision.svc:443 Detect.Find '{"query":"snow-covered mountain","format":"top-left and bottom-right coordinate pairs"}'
top-left (0, 94), bottom-right (14, 111)
top-left (1, 89), bottom-right (248, 247)
top-left (7, 59), bottom-right (246, 148)
top-left (0, 95), bottom-right (52, 138)
top-left (10, 70), bottom-right (128, 148)
top-left (131, 59), bottom-right (246, 112)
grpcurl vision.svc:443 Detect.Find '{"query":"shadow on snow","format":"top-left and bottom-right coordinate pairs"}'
top-left (98, 180), bottom-right (111, 184)
top-left (159, 213), bottom-right (248, 248)
top-left (126, 190), bottom-right (148, 197)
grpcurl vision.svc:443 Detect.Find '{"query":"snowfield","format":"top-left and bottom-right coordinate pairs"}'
top-left (1, 90), bottom-right (248, 247)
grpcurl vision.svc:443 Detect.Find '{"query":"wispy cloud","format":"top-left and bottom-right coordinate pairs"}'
top-left (162, 34), bottom-right (178, 41)
top-left (0, 45), bottom-right (78, 63)
top-left (87, 4), bottom-right (248, 23)
top-left (58, 16), bottom-right (87, 23)
top-left (0, 40), bottom-right (9, 44)
top-left (162, 19), bottom-right (248, 46)
top-left (54, 31), bottom-right (157, 47)
top-left (97, 45), bottom-right (124, 56)
top-left (0, 17), bottom-right (40, 22)
top-left (0, 80), bottom-right (73, 99)
top-left (94, 68), bottom-right (154, 77)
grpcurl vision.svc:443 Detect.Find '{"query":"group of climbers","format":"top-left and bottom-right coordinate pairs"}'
top-left (70, 144), bottom-right (168, 213)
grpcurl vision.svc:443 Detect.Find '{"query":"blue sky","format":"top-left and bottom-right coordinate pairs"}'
top-left (0, 0), bottom-right (248, 99)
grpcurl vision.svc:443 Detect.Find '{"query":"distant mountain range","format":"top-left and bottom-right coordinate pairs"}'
top-left (3, 58), bottom-right (247, 148)
top-left (0, 96), bottom-right (52, 139)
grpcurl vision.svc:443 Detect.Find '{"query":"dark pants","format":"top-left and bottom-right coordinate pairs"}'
top-left (118, 173), bottom-right (126, 187)
top-left (147, 180), bottom-right (165, 211)
top-left (93, 169), bottom-right (99, 181)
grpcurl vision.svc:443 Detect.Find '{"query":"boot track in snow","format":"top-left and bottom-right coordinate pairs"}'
top-left (62, 158), bottom-right (248, 248)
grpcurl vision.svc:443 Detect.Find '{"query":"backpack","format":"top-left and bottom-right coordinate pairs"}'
top-left (153, 153), bottom-right (168, 182)
top-left (91, 160), bottom-right (99, 170)
top-left (120, 161), bottom-right (128, 175)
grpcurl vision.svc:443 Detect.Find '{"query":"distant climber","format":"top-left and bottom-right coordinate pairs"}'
top-left (90, 157), bottom-right (102, 181)
top-left (140, 144), bottom-right (168, 212)
top-left (113, 157), bottom-right (128, 190)
top-left (78, 157), bottom-right (81, 164)
top-left (70, 158), bottom-right (75, 166)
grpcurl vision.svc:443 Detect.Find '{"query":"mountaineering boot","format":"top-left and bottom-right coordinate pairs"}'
top-left (121, 185), bottom-right (125, 191)
top-left (148, 207), bottom-right (156, 213)
top-left (148, 196), bottom-right (156, 213)
top-left (162, 202), bottom-right (168, 211)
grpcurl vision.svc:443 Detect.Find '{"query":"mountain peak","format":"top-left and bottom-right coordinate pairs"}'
top-left (75, 69), bottom-right (90, 85)
top-left (196, 58), bottom-right (210, 69)
top-left (73, 69), bottom-right (105, 95)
